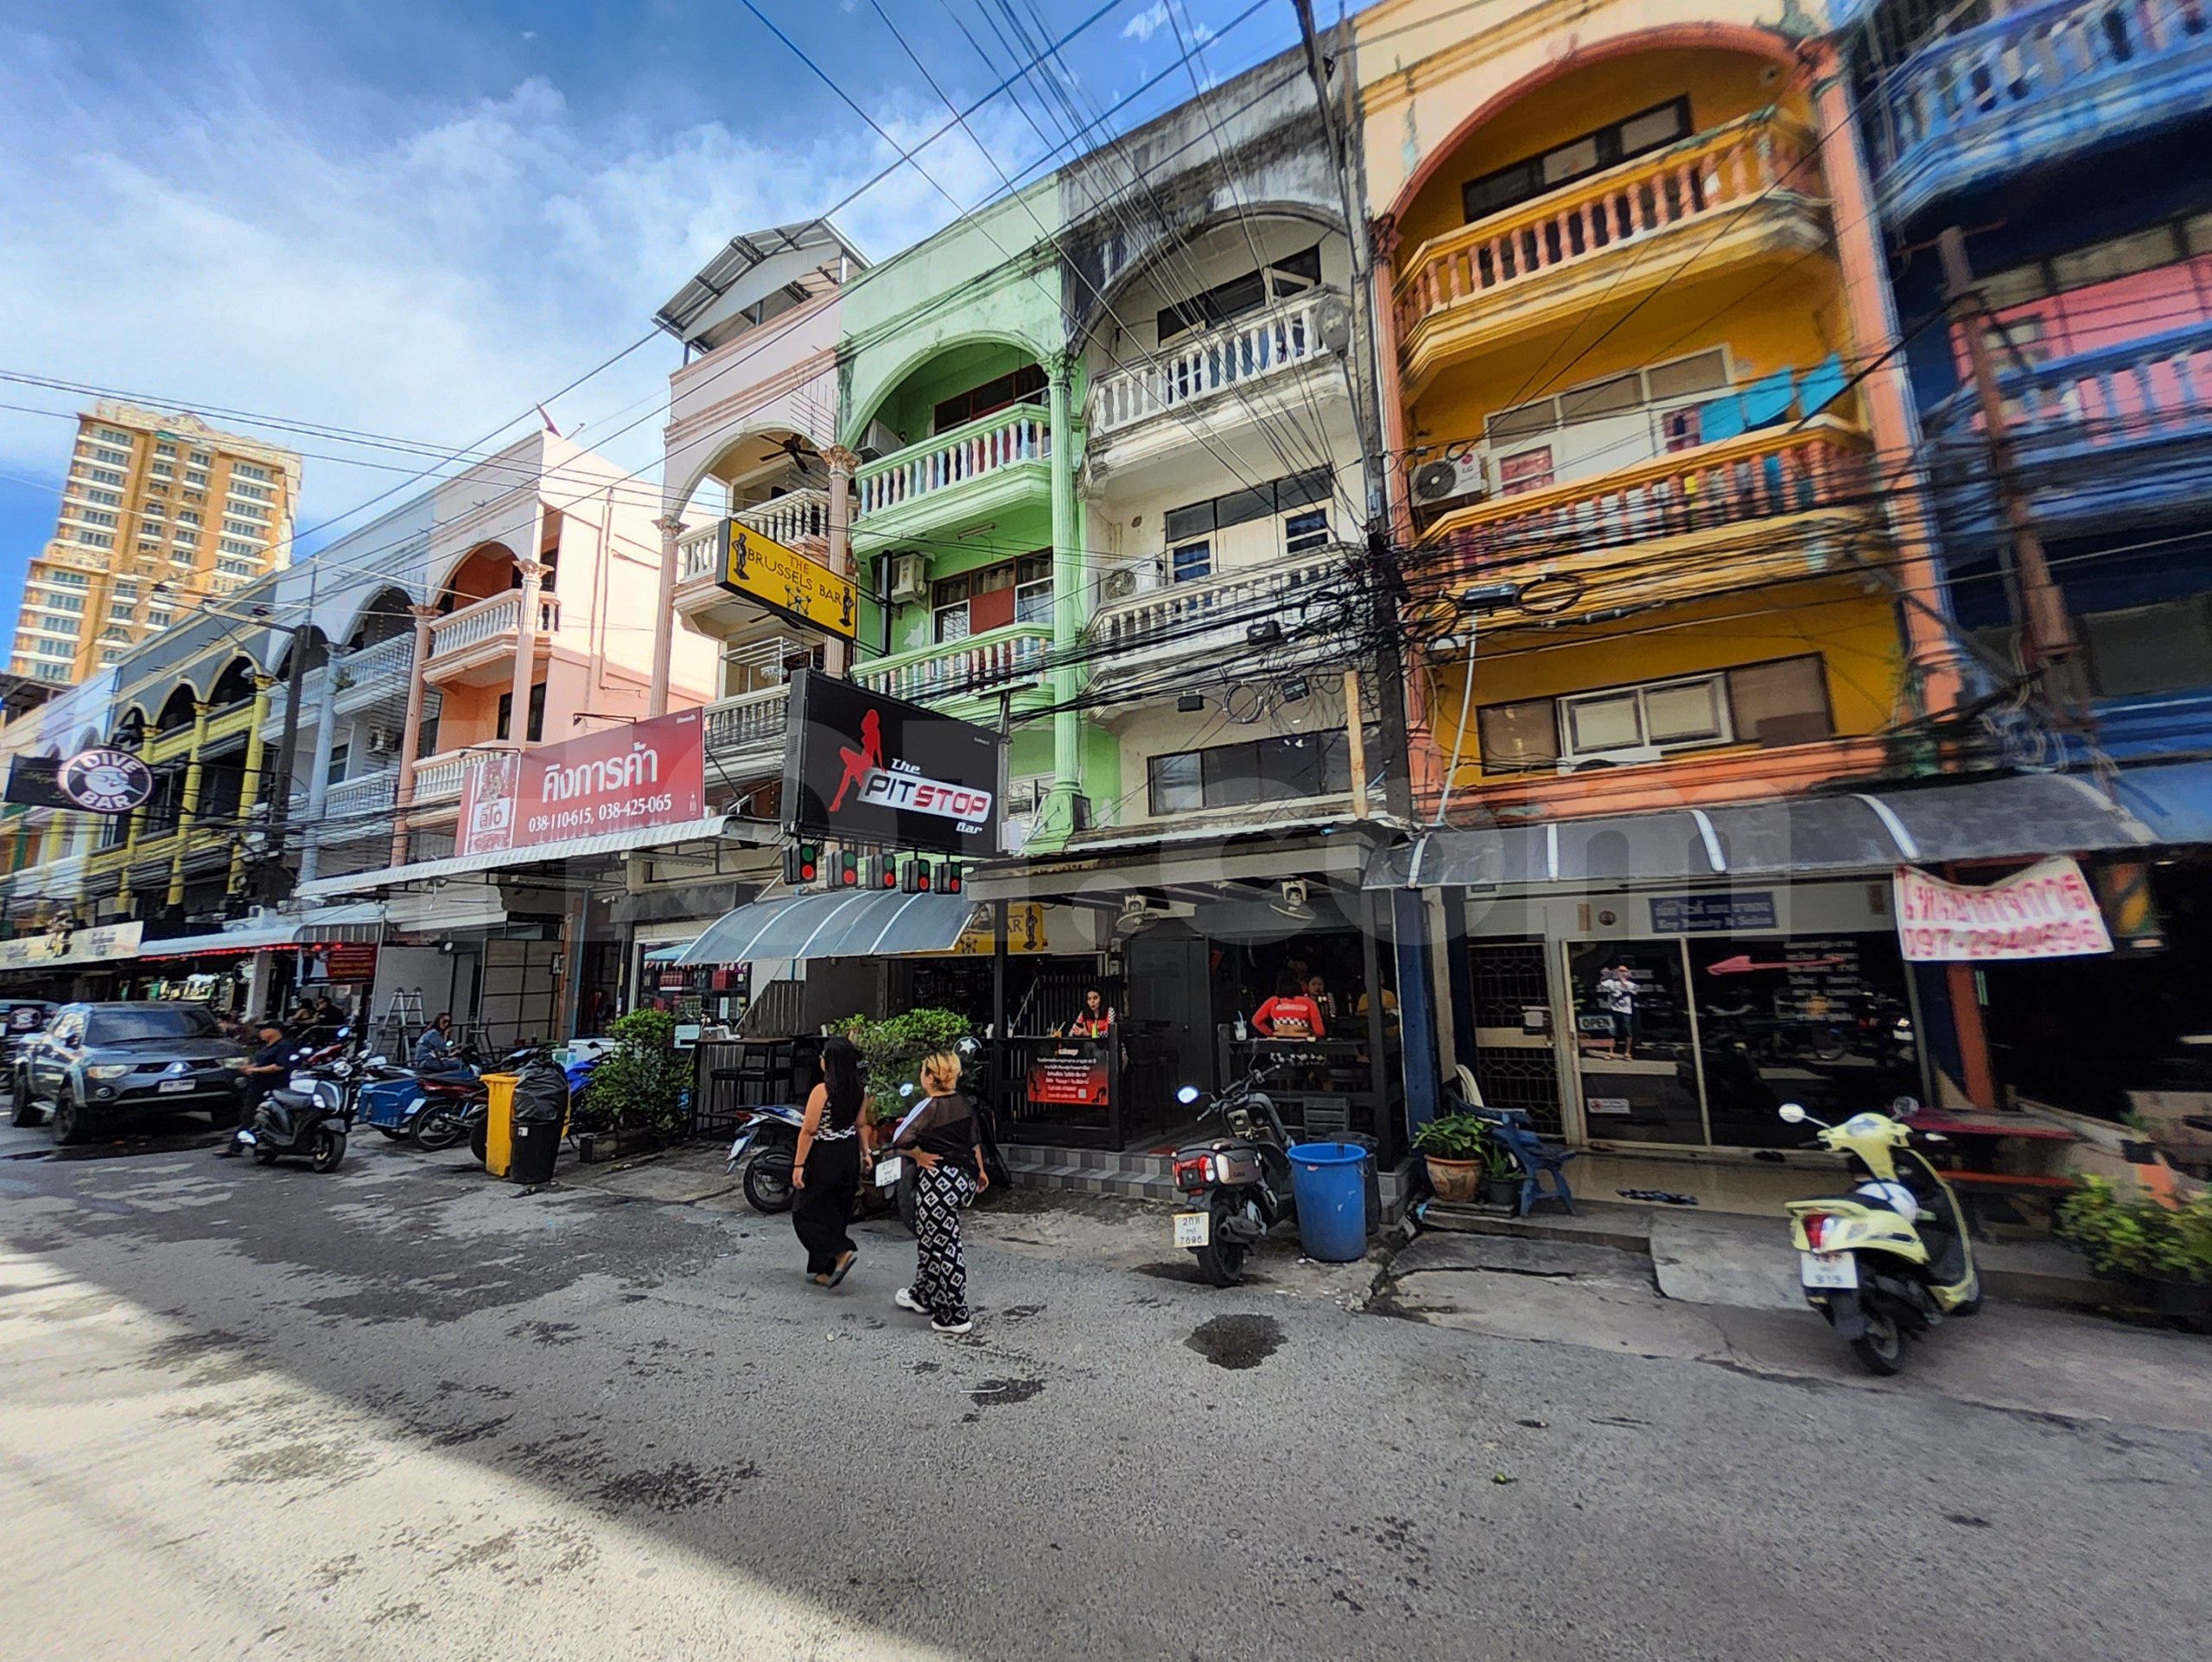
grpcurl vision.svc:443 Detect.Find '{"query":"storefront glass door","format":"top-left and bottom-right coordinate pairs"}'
top-left (1563, 930), bottom-right (1920, 1150)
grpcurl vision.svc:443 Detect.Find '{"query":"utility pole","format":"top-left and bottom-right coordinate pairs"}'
top-left (1937, 227), bottom-right (2083, 718)
top-left (262, 611), bottom-right (311, 905)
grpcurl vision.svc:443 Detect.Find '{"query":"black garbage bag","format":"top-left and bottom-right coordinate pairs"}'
top-left (511, 1055), bottom-right (571, 1125)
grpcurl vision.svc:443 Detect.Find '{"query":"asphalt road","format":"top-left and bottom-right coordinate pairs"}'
top-left (1, 1120), bottom-right (2206, 1661)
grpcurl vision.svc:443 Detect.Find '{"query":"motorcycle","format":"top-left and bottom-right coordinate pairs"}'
top-left (409, 1045), bottom-right (543, 1154)
top-left (237, 1045), bottom-right (357, 1173)
top-left (727, 1102), bottom-right (807, 1212)
top-left (1168, 1063), bottom-right (1291, 1287)
top-left (1778, 1098), bottom-right (1981, 1375)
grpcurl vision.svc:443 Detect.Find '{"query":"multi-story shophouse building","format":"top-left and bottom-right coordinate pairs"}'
top-left (0, 670), bottom-right (125, 976)
top-left (1347, 0), bottom-right (2163, 1190)
top-left (646, 55), bottom-right (1433, 1160)
top-left (1843, 0), bottom-right (2212, 1116)
top-left (9, 403), bottom-right (300, 687)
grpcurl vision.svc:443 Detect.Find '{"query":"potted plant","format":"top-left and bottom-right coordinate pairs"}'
top-left (1412, 1113), bottom-right (1492, 1204)
top-left (1481, 1133), bottom-right (1522, 1210)
top-left (2057, 1176), bottom-right (2212, 1328)
top-left (830, 1009), bottom-right (971, 1105)
top-left (575, 1009), bottom-right (690, 1160)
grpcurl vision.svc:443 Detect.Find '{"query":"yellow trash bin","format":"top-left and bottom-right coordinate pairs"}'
top-left (481, 1073), bottom-right (520, 1177)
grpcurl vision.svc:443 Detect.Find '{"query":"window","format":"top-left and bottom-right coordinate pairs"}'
top-left (495, 681), bottom-right (548, 743)
top-left (39, 614), bottom-right (76, 635)
top-left (147, 609), bottom-right (172, 627)
top-left (177, 510), bottom-right (200, 525)
top-left (99, 649), bottom-right (123, 665)
top-left (73, 509), bottom-right (118, 528)
top-left (37, 640), bottom-right (69, 659)
top-left (232, 461), bottom-right (270, 481)
top-left (155, 442), bottom-right (176, 459)
top-left (44, 595), bottom-right (84, 614)
top-left (1156, 245), bottom-right (1323, 342)
top-left (73, 530), bottom-right (114, 550)
top-left (1462, 97), bottom-right (1692, 224)
top-left (1171, 540), bottom-right (1212, 583)
top-left (49, 570), bottom-right (89, 589)
top-left (1165, 469), bottom-right (1332, 544)
top-left (222, 519), bottom-right (263, 539)
top-left (217, 557), bottom-right (255, 576)
top-left (189, 449), bottom-right (209, 464)
top-left (142, 500), bottom-right (165, 519)
top-left (326, 742), bottom-right (350, 786)
top-left (33, 663), bottom-right (67, 684)
top-left (931, 574), bottom-right (971, 644)
top-left (78, 487), bottom-right (122, 508)
top-left (932, 363), bottom-right (1046, 432)
top-left (1284, 508), bottom-right (1331, 555)
top-left (227, 482), bottom-right (271, 503)
top-left (96, 426), bottom-right (132, 445)
top-left (1475, 655), bottom-right (1832, 771)
top-left (931, 552), bottom-right (1050, 638)
top-left (81, 466), bottom-right (125, 487)
top-left (1145, 729), bottom-right (1359, 814)
top-left (186, 473), bottom-right (209, 490)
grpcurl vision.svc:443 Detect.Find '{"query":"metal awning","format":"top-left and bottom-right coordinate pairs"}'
top-left (677, 890), bottom-right (978, 965)
top-left (137, 902), bottom-right (389, 959)
top-left (1369, 772), bottom-right (2158, 891)
top-left (295, 816), bottom-right (760, 900)
top-left (2112, 761), bottom-right (2212, 845)
top-left (644, 939), bottom-right (696, 963)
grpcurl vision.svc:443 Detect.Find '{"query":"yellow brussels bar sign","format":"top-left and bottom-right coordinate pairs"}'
top-left (716, 518), bottom-right (858, 640)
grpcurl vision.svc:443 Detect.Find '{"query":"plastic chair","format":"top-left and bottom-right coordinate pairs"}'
top-left (1484, 1111), bottom-right (1579, 1218)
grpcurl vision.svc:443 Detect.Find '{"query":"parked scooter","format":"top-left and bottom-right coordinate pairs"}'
top-left (237, 1042), bottom-right (358, 1173)
top-left (1168, 1062), bottom-right (1291, 1287)
top-left (727, 1102), bottom-right (807, 1211)
top-left (1779, 1098), bottom-right (1981, 1375)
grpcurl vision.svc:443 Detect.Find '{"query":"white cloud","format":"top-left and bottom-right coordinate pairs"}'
top-left (0, 30), bottom-right (1045, 555)
top-left (1122, 2), bottom-right (1172, 42)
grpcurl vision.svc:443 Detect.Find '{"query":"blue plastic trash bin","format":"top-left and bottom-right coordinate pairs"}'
top-left (1287, 1141), bottom-right (1370, 1262)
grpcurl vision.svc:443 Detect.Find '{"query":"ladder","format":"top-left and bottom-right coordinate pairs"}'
top-left (377, 987), bottom-right (425, 1058)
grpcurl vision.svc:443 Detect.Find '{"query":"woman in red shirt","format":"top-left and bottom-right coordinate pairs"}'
top-left (1253, 971), bottom-right (1327, 1040)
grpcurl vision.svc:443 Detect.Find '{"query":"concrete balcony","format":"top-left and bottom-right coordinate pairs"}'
top-left (702, 685), bottom-right (790, 784)
top-left (423, 591), bottom-right (558, 688)
top-left (855, 622), bottom-right (1053, 715)
top-left (1869, 0), bottom-right (2212, 226)
top-left (318, 769), bottom-right (397, 841)
top-left (674, 491), bottom-right (835, 640)
top-left (1415, 418), bottom-right (1878, 628)
top-left (1088, 553), bottom-right (1346, 687)
top-left (404, 750), bottom-right (472, 812)
top-left (852, 404), bottom-right (1052, 554)
top-left (1392, 113), bottom-right (1826, 399)
top-left (331, 634), bottom-right (418, 720)
top-left (258, 663), bottom-right (330, 740)
top-left (1923, 316), bottom-right (2212, 544)
top-left (1087, 292), bottom-right (1345, 478)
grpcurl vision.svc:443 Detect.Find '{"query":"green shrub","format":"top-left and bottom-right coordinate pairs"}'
top-left (1412, 1112), bottom-right (1492, 1163)
top-left (830, 1009), bottom-right (971, 1117)
top-left (580, 1008), bottom-right (690, 1137)
top-left (2058, 1177), bottom-right (2212, 1283)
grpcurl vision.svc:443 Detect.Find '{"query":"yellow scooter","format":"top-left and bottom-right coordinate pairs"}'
top-left (1778, 1099), bottom-right (1981, 1375)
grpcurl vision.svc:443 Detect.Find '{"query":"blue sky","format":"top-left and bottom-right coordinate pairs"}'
top-left (0, 0), bottom-right (1308, 614)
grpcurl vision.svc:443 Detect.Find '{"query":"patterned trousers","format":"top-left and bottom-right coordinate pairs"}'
top-left (912, 1162), bottom-right (974, 1324)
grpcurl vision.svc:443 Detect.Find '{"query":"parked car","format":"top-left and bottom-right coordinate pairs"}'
top-left (1, 1000), bottom-right (58, 1076)
top-left (10, 1002), bottom-right (251, 1144)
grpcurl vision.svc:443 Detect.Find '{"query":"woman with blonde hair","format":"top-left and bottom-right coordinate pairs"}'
top-left (888, 1048), bottom-right (988, 1334)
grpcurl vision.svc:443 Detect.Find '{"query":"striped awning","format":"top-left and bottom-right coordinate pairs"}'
top-left (677, 890), bottom-right (978, 965)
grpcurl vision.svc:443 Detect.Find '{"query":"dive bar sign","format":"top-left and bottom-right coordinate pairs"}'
top-left (457, 710), bottom-right (707, 858)
top-left (784, 669), bottom-right (1004, 856)
top-left (1893, 858), bottom-right (2113, 962)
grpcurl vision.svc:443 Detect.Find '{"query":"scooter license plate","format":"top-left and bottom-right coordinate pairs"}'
top-left (157, 1079), bottom-right (194, 1094)
top-left (1800, 1250), bottom-right (1859, 1290)
top-left (1173, 1211), bottom-right (1211, 1248)
top-left (874, 1155), bottom-right (904, 1189)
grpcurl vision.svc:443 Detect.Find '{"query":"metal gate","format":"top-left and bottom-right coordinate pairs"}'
top-left (1465, 940), bottom-right (1563, 1135)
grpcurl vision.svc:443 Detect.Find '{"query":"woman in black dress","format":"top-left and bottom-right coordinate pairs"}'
top-left (791, 1035), bottom-right (867, 1287)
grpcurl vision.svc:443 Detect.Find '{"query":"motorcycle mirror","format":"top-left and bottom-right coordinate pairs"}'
top-left (1176, 1085), bottom-right (1200, 1105)
top-left (898, 1082), bottom-right (916, 1098)
top-left (1777, 1102), bottom-right (1808, 1124)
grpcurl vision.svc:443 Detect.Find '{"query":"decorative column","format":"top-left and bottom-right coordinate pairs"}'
top-left (506, 558), bottom-right (544, 745)
top-left (388, 605), bottom-right (440, 869)
top-left (1045, 353), bottom-right (1083, 839)
top-left (1804, 41), bottom-right (1964, 716)
top-left (296, 647), bottom-right (344, 886)
top-left (648, 514), bottom-right (683, 717)
top-left (226, 676), bottom-right (275, 896)
top-left (824, 445), bottom-right (859, 678)
top-left (166, 704), bottom-right (211, 910)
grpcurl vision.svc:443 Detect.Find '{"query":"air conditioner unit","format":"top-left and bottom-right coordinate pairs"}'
top-left (1101, 567), bottom-right (1140, 602)
top-left (1410, 447), bottom-right (1488, 511)
top-left (888, 553), bottom-right (928, 603)
top-left (1556, 745), bottom-right (1664, 775)
top-left (859, 420), bottom-right (903, 462)
top-left (364, 727), bottom-right (397, 757)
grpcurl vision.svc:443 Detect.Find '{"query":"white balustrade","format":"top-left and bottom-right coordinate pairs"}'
top-left (855, 404), bottom-right (1051, 519)
top-left (333, 633), bottom-right (416, 703)
top-left (405, 751), bottom-right (470, 806)
top-left (856, 625), bottom-right (1052, 704)
top-left (677, 524), bottom-right (721, 584)
top-left (321, 769), bottom-right (397, 826)
top-left (734, 488), bottom-right (829, 547)
top-left (703, 685), bottom-right (791, 767)
top-left (1092, 556), bottom-right (1344, 657)
top-left (1091, 293), bottom-right (1335, 436)
top-left (425, 591), bottom-right (559, 662)
top-left (1395, 112), bottom-right (1811, 338)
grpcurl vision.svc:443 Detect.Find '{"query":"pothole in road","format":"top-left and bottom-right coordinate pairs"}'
top-left (1185, 1314), bottom-right (1282, 1370)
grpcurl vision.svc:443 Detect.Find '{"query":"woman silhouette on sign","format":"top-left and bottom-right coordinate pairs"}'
top-left (830, 709), bottom-right (884, 812)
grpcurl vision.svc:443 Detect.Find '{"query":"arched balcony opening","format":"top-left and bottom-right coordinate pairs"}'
top-left (437, 541), bottom-right (522, 614)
